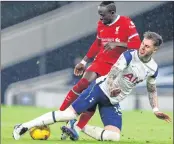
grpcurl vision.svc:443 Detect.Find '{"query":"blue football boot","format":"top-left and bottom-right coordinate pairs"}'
top-left (61, 119), bottom-right (79, 141)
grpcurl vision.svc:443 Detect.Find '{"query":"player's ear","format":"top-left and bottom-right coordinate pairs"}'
top-left (111, 11), bottom-right (115, 15)
top-left (153, 47), bottom-right (158, 53)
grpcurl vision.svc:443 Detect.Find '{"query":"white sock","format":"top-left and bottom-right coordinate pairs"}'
top-left (22, 108), bottom-right (77, 129)
top-left (82, 124), bottom-right (120, 141)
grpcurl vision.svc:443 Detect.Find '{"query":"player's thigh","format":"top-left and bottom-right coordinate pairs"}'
top-left (82, 71), bottom-right (98, 83)
top-left (86, 104), bottom-right (97, 112)
top-left (72, 82), bottom-right (101, 114)
top-left (99, 104), bottom-right (122, 132)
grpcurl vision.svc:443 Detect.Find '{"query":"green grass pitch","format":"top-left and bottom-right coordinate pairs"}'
top-left (1, 105), bottom-right (173, 144)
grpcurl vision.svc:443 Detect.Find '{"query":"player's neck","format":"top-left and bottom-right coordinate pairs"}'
top-left (111, 15), bottom-right (118, 23)
top-left (107, 15), bottom-right (119, 26)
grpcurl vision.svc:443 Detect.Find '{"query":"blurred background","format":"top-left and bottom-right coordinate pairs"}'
top-left (1, 1), bottom-right (173, 111)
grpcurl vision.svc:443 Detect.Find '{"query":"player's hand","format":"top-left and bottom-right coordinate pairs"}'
top-left (104, 42), bottom-right (118, 51)
top-left (74, 63), bottom-right (85, 76)
top-left (154, 111), bottom-right (172, 123)
top-left (109, 84), bottom-right (121, 97)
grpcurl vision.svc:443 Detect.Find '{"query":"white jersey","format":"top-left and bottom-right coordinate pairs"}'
top-left (96, 50), bottom-right (158, 105)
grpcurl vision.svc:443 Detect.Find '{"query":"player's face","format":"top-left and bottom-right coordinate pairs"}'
top-left (98, 6), bottom-right (114, 25)
top-left (139, 38), bottom-right (157, 58)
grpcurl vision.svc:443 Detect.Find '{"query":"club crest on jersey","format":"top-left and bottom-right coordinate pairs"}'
top-left (115, 26), bottom-right (120, 34)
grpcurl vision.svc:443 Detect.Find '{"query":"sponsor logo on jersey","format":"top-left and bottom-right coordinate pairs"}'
top-left (101, 37), bottom-right (120, 45)
top-left (115, 38), bottom-right (120, 42)
top-left (123, 73), bottom-right (143, 84)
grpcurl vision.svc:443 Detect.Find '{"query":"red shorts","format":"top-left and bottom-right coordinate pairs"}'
top-left (85, 60), bottom-right (113, 76)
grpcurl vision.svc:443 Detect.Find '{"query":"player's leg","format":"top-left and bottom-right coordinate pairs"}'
top-left (61, 83), bottom-right (105, 140)
top-left (13, 81), bottom-right (100, 140)
top-left (60, 70), bottom-right (98, 140)
top-left (59, 71), bottom-right (98, 111)
top-left (82, 104), bottom-right (122, 141)
top-left (13, 107), bottom-right (78, 140)
top-left (62, 72), bottom-right (98, 139)
top-left (75, 106), bottom-right (96, 130)
top-left (73, 62), bottom-right (112, 131)
top-left (64, 105), bottom-right (97, 140)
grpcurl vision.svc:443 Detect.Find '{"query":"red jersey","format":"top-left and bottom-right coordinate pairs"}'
top-left (86, 15), bottom-right (141, 64)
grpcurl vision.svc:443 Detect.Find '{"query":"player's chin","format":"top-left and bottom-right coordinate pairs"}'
top-left (138, 52), bottom-right (146, 57)
top-left (102, 20), bottom-right (109, 25)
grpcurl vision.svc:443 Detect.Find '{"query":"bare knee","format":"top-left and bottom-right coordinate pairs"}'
top-left (104, 125), bottom-right (121, 133)
top-left (83, 71), bottom-right (98, 83)
top-left (101, 125), bottom-right (121, 141)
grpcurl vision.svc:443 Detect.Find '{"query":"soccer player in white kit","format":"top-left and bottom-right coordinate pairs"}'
top-left (13, 31), bottom-right (171, 141)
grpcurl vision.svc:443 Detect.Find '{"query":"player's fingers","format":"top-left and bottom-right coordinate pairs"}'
top-left (104, 44), bottom-right (111, 50)
top-left (74, 69), bottom-right (78, 75)
top-left (165, 119), bottom-right (169, 123)
top-left (79, 71), bottom-right (83, 76)
top-left (77, 71), bottom-right (82, 76)
top-left (167, 119), bottom-right (172, 123)
top-left (75, 70), bottom-right (80, 76)
top-left (104, 46), bottom-right (109, 51)
top-left (166, 117), bottom-right (172, 122)
top-left (104, 43), bottom-right (109, 48)
top-left (165, 118), bottom-right (171, 123)
top-left (77, 69), bottom-right (83, 76)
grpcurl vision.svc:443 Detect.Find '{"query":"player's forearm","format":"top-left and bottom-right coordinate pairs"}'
top-left (112, 41), bottom-right (140, 49)
top-left (106, 66), bottom-right (122, 87)
top-left (86, 39), bottom-right (100, 59)
top-left (147, 82), bottom-right (159, 110)
top-left (116, 42), bottom-right (127, 48)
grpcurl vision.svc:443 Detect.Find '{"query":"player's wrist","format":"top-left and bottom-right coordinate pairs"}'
top-left (80, 60), bottom-right (87, 66)
top-left (153, 107), bottom-right (159, 113)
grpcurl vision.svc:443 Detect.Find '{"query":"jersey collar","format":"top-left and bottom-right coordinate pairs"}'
top-left (107, 15), bottom-right (120, 26)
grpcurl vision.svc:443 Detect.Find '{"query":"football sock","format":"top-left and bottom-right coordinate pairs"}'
top-left (82, 125), bottom-right (120, 141)
top-left (59, 78), bottom-right (89, 111)
top-left (22, 108), bottom-right (77, 130)
top-left (76, 111), bottom-right (95, 129)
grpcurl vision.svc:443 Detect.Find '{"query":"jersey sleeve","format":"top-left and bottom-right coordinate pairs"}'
top-left (86, 38), bottom-right (100, 59)
top-left (86, 22), bottom-right (101, 59)
top-left (125, 17), bottom-right (141, 49)
top-left (147, 76), bottom-right (156, 84)
top-left (147, 67), bottom-right (158, 84)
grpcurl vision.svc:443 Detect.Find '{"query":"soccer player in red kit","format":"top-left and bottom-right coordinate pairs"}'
top-left (60, 1), bottom-right (141, 140)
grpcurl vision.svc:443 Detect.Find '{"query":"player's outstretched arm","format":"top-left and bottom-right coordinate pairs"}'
top-left (146, 77), bottom-right (172, 123)
top-left (104, 37), bottom-right (141, 51)
top-left (74, 38), bottom-right (100, 76)
top-left (74, 56), bottom-right (89, 76)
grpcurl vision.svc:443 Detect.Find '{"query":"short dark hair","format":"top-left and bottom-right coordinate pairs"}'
top-left (100, 1), bottom-right (116, 12)
top-left (100, 1), bottom-right (115, 6)
top-left (143, 31), bottom-right (163, 47)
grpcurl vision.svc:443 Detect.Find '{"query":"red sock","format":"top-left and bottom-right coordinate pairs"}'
top-left (59, 78), bottom-right (89, 111)
top-left (76, 111), bottom-right (95, 129)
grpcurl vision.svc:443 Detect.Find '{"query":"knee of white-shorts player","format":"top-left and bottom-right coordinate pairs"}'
top-left (102, 130), bottom-right (120, 141)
